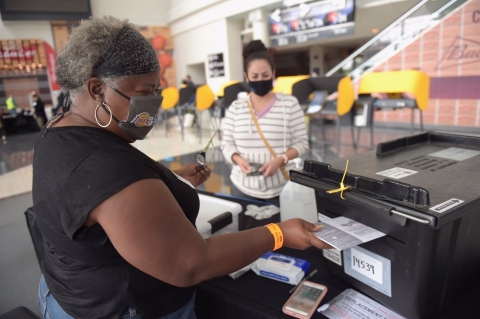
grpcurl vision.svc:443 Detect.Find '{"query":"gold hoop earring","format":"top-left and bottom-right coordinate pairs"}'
top-left (94, 102), bottom-right (113, 128)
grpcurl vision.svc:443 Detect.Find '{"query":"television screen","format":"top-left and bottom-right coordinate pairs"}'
top-left (269, 0), bottom-right (355, 47)
top-left (0, 0), bottom-right (91, 21)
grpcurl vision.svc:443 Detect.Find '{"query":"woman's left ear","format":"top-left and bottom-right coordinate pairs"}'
top-left (86, 77), bottom-right (106, 103)
top-left (243, 72), bottom-right (249, 83)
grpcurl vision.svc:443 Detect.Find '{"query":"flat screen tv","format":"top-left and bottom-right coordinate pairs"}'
top-left (269, 0), bottom-right (355, 47)
top-left (0, 0), bottom-right (91, 21)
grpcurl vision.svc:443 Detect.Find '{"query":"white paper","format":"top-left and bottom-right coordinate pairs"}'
top-left (314, 217), bottom-right (385, 250)
top-left (429, 147), bottom-right (480, 161)
top-left (376, 167), bottom-right (417, 179)
top-left (323, 249), bottom-right (342, 266)
top-left (430, 198), bottom-right (464, 213)
top-left (318, 289), bottom-right (405, 319)
top-left (350, 247), bottom-right (383, 284)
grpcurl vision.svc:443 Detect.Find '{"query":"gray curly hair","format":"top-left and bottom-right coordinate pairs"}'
top-left (56, 16), bottom-right (159, 99)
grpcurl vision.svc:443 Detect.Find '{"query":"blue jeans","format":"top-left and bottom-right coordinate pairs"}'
top-left (38, 275), bottom-right (197, 319)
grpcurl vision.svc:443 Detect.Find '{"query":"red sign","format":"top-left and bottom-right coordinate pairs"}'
top-left (44, 42), bottom-right (61, 90)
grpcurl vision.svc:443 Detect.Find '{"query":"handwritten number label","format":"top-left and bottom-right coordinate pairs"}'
top-left (353, 256), bottom-right (375, 274)
top-left (351, 248), bottom-right (383, 284)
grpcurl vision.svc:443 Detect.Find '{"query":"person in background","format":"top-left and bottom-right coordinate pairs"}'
top-left (6, 95), bottom-right (17, 115)
top-left (0, 114), bottom-right (6, 143)
top-left (221, 40), bottom-right (309, 205)
top-left (182, 75), bottom-right (194, 86)
top-left (53, 90), bottom-right (65, 116)
top-left (31, 91), bottom-right (47, 127)
top-left (33, 16), bottom-right (330, 319)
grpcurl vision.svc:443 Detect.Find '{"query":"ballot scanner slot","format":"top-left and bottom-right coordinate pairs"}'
top-left (302, 160), bottom-right (430, 206)
top-left (323, 209), bottom-right (408, 246)
top-left (290, 171), bottom-right (436, 228)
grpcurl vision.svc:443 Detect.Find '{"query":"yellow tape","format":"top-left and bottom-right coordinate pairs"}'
top-left (326, 160), bottom-right (349, 200)
top-left (265, 223), bottom-right (284, 251)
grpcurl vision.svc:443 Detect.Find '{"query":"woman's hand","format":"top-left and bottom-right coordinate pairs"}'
top-left (278, 218), bottom-right (332, 250)
top-left (232, 154), bottom-right (251, 173)
top-left (174, 163), bottom-right (211, 187)
top-left (259, 157), bottom-right (284, 177)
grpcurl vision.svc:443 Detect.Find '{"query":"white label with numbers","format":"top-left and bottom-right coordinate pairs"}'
top-left (376, 167), bottom-right (417, 179)
top-left (350, 247), bottom-right (383, 284)
top-left (429, 147), bottom-right (480, 161)
top-left (323, 249), bottom-right (342, 266)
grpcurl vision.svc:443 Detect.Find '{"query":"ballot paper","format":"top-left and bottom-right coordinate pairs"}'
top-left (313, 217), bottom-right (385, 250)
top-left (318, 289), bottom-right (405, 319)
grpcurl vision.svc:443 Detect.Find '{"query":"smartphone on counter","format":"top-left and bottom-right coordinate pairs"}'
top-left (282, 281), bottom-right (328, 319)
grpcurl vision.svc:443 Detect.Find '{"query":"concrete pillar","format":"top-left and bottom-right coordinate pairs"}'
top-left (249, 9), bottom-right (270, 47)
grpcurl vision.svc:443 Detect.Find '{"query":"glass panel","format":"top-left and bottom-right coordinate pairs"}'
top-left (326, 0), bottom-right (469, 80)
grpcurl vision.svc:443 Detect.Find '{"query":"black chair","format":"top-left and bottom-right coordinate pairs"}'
top-left (0, 307), bottom-right (40, 319)
top-left (291, 76), bottom-right (355, 154)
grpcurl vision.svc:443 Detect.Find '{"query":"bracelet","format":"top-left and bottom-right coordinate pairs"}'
top-left (279, 154), bottom-right (288, 164)
top-left (265, 223), bottom-right (284, 251)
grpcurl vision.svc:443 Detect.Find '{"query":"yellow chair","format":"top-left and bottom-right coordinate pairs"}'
top-left (358, 70), bottom-right (430, 135)
top-left (317, 76), bottom-right (356, 153)
top-left (196, 85), bottom-right (215, 111)
top-left (273, 75), bottom-right (309, 95)
top-left (160, 86), bottom-right (180, 137)
top-left (290, 76), bottom-right (355, 154)
top-left (217, 80), bottom-right (239, 98)
top-left (194, 84), bottom-right (216, 143)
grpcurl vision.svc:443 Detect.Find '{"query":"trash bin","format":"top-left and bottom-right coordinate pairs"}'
top-left (290, 131), bottom-right (480, 319)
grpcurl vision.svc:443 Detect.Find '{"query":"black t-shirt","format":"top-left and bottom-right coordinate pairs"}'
top-left (32, 126), bottom-right (200, 319)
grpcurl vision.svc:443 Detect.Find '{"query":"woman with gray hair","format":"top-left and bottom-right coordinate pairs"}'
top-left (33, 16), bottom-right (330, 319)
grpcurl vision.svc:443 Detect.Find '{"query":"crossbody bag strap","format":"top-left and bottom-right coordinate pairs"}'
top-left (247, 100), bottom-right (290, 181)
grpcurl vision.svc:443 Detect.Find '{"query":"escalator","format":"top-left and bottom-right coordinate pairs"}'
top-left (326, 0), bottom-right (470, 80)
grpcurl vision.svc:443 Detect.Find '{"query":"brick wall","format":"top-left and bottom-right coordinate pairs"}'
top-left (369, 0), bottom-right (480, 128)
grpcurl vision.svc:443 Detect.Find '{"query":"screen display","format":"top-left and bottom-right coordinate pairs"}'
top-left (307, 91), bottom-right (327, 114)
top-left (285, 283), bottom-right (324, 316)
top-left (0, 0), bottom-right (91, 20)
top-left (269, 0), bottom-right (355, 47)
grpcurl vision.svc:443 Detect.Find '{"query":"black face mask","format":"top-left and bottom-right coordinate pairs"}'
top-left (248, 78), bottom-right (273, 97)
top-left (102, 89), bottom-right (163, 140)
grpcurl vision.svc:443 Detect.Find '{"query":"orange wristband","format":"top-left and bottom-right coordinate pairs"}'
top-left (265, 223), bottom-right (284, 251)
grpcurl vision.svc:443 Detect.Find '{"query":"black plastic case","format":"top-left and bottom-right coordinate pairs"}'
top-left (290, 132), bottom-right (480, 319)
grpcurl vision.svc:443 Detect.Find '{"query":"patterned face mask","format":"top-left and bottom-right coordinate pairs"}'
top-left (101, 88), bottom-right (163, 140)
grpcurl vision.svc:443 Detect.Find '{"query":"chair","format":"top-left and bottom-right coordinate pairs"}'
top-left (223, 82), bottom-right (250, 109)
top-left (212, 81), bottom-right (241, 137)
top-left (194, 84), bottom-right (215, 143)
top-left (273, 75), bottom-right (309, 95)
top-left (0, 307), bottom-right (40, 319)
top-left (357, 70), bottom-right (430, 140)
top-left (290, 76), bottom-right (356, 154)
top-left (178, 85), bottom-right (197, 137)
top-left (160, 86), bottom-right (180, 138)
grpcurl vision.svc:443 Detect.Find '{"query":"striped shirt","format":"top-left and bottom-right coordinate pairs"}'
top-left (221, 93), bottom-right (308, 199)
